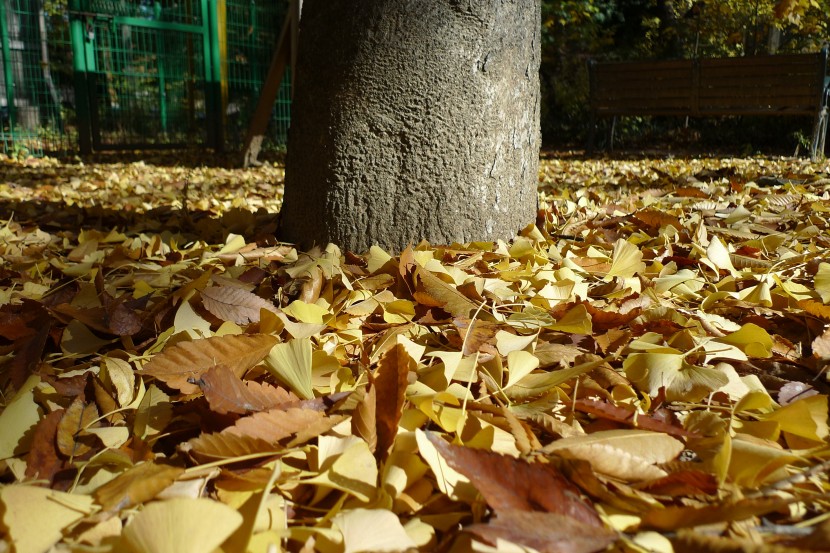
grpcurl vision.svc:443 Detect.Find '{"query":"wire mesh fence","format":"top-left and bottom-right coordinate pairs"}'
top-left (0, 0), bottom-right (291, 157)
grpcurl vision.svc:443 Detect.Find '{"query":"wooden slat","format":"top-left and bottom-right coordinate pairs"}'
top-left (590, 51), bottom-right (826, 119)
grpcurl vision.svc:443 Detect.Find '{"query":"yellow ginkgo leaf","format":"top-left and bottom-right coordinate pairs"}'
top-left (122, 498), bottom-right (242, 553)
top-left (624, 352), bottom-right (729, 401)
top-left (705, 236), bottom-right (738, 276)
top-left (0, 375), bottom-right (41, 461)
top-left (305, 436), bottom-right (378, 502)
top-left (761, 394), bottom-right (829, 445)
top-left (815, 262), bottom-right (830, 303)
top-left (714, 323), bottom-right (773, 358)
top-left (505, 350), bottom-right (540, 389)
top-left (333, 509), bottom-right (417, 553)
top-left (1, 485), bottom-right (95, 553)
top-left (605, 239), bottom-right (646, 281)
top-left (548, 303), bottom-right (592, 334)
top-left (265, 337), bottom-right (314, 399)
top-left (282, 300), bottom-right (330, 324)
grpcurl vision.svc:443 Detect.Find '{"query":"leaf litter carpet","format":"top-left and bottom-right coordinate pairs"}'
top-left (1, 153), bottom-right (830, 553)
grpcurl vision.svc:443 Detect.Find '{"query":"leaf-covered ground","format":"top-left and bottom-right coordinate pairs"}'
top-left (2, 152), bottom-right (830, 553)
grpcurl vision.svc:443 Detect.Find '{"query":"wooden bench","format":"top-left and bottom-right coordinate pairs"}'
top-left (588, 47), bottom-right (830, 160)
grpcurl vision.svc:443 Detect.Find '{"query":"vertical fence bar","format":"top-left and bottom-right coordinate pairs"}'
top-left (154, 1), bottom-right (167, 135)
top-left (69, 0), bottom-right (93, 153)
top-left (0, 0), bottom-right (17, 148)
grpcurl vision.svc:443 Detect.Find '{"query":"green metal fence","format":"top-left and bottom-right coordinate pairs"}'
top-left (0, 0), bottom-right (290, 156)
top-left (0, 0), bottom-right (75, 156)
top-left (225, 0), bottom-right (290, 147)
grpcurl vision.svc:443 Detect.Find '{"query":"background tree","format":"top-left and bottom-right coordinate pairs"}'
top-left (279, 0), bottom-right (541, 253)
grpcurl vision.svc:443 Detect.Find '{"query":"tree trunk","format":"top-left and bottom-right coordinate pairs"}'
top-left (279, 0), bottom-right (541, 253)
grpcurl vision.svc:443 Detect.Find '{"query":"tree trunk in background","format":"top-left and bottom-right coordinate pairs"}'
top-left (279, 0), bottom-right (540, 253)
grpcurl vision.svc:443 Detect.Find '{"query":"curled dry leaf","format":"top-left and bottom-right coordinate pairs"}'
top-left (373, 343), bottom-right (412, 459)
top-left (57, 397), bottom-right (99, 458)
top-left (140, 333), bottom-right (278, 394)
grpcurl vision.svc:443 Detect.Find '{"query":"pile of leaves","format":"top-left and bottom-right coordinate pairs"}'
top-left (1, 152), bottom-right (830, 553)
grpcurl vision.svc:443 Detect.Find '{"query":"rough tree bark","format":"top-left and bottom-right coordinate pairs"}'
top-left (279, 0), bottom-right (541, 253)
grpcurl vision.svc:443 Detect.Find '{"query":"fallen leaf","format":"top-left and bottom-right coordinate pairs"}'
top-left (196, 364), bottom-right (298, 414)
top-left (542, 429), bottom-right (685, 481)
top-left (427, 433), bottom-right (603, 526)
top-left (57, 397), bottom-right (99, 458)
top-left (94, 462), bottom-right (185, 512)
top-left (465, 510), bottom-right (617, 553)
top-left (201, 285), bottom-right (279, 324)
top-left (121, 497), bottom-right (242, 553)
top-left (140, 333), bottom-right (278, 394)
top-left (333, 508), bottom-right (417, 553)
top-left (1, 485), bottom-right (95, 553)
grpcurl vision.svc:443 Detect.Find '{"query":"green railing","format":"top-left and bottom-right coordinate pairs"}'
top-left (0, 0), bottom-right (75, 156)
top-left (0, 0), bottom-right (290, 156)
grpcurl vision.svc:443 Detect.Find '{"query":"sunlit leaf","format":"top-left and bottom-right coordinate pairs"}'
top-left (714, 323), bottom-right (773, 358)
top-left (264, 336), bottom-right (314, 399)
top-left (624, 352), bottom-right (729, 401)
top-left (606, 238), bottom-right (646, 280)
top-left (121, 497), bottom-right (242, 553)
top-left (1, 485), bottom-right (95, 553)
top-left (543, 429), bottom-right (684, 481)
top-left (140, 333), bottom-right (278, 394)
top-left (333, 509), bottom-right (417, 553)
top-left (94, 462), bottom-right (185, 512)
top-left (201, 285), bottom-right (279, 324)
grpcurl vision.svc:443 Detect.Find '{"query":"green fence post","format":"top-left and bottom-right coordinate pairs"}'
top-left (69, 0), bottom-right (93, 154)
top-left (0, 0), bottom-right (17, 147)
top-left (154, 1), bottom-right (168, 135)
top-left (205, 0), bottom-right (226, 150)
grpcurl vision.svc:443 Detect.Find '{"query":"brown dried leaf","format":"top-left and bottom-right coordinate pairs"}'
top-left (799, 299), bottom-right (830, 321)
top-left (641, 496), bottom-right (791, 531)
top-left (453, 317), bottom-right (500, 356)
top-left (187, 407), bottom-right (345, 460)
top-left (812, 327), bottom-right (830, 360)
top-left (197, 364), bottom-right (298, 415)
top-left (573, 399), bottom-right (696, 438)
top-left (57, 398), bottom-right (99, 458)
top-left (373, 345), bottom-right (411, 459)
top-left (352, 384), bottom-right (378, 453)
top-left (465, 510), bottom-right (617, 553)
top-left (413, 266), bottom-right (478, 318)
top-left (184, 432), bottom-right (276, 461)
top-left (201, 286), bottom-right (279, 325)
top-left (24, 410), bottom-right (65, 482)
top-left (427, 433), bottom-right (602, 527)
top-left (94, 462), bottom-right (184, 512)
top-left (140, 334), bottom-right (278, 394)
top-left (633, 209), bottom-right (682, 231)
top-left (638, 469), bottom-right (719, 496)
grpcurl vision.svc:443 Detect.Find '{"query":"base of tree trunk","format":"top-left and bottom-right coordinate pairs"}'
top-left (280, 0), bottom-right (541, 253)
